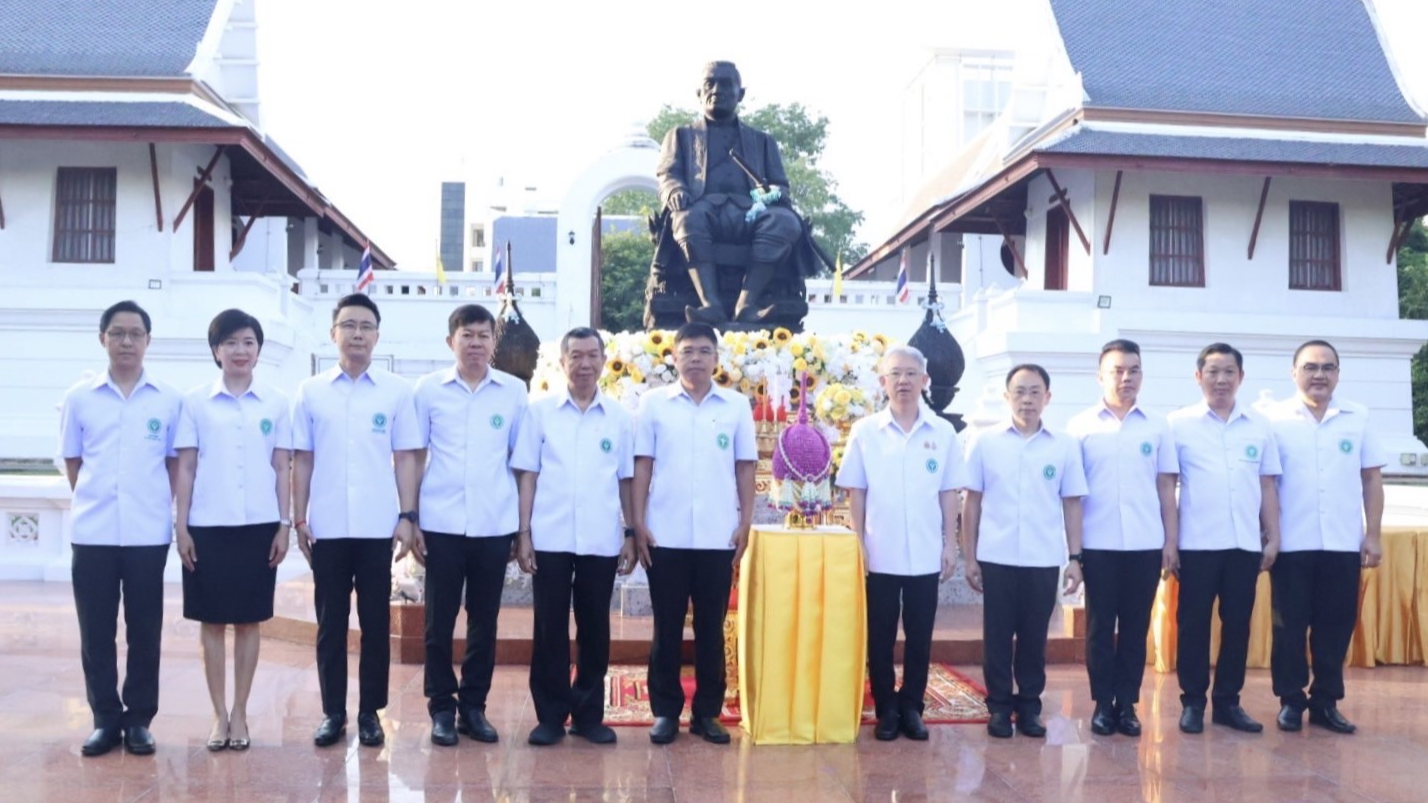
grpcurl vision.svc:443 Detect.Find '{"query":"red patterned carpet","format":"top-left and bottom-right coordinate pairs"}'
top-left (601, 663), bottom-right (990, 726)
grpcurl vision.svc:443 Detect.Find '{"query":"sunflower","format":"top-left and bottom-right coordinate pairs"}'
top-left (648, 331), bottom-right (666, 347)
top-left (608, 358), bottom-right (627, 376)
top-left (753, 337), bottom-right (771, 351)
top-left (660, 345), bottom-right (674, 360)
top-left (772, 327), bottom-right (793, 345)
top-left (713, 368), bottom-right (733, 387)
top-left (628, 365), bottom-right (645, 384)
top-left (739, 378), bottom-right (753, 393)
top-left (789, 342), bottom-right (805, 357)
top-left (871, 333), bottom-right (890, 352)
top-left (793, 357), bottom-right (808, 372)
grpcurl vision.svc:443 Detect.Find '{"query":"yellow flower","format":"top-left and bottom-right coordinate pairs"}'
top-left (793, 357), bottom-right (808, 372)
top-left (852, 331), bottom-right (869, 343)
top-left (739, 378), bottom-right (753, 393)
top-left (660, 345), bottom-right (673, 360)
top-left (713, 368), bottom-right (733, 388)
top-left (628, 365), bottom-right (644, 384)
top-left (772, 327), bottom-right (793, 345)
top-left (871, 334), bottom-right (890, 353)
top-left (834, 389), bottom-right (852, 406)
top-left (789, 342), bottom-right (805, 357)
top-left (648, 331), bottom-right (666, 348)
top-left (728, 367), bottom-right (743, 383)
top-left (608, 359), bottom-right (626, 375)
top-left (753, 338), bottom-right (770, 351)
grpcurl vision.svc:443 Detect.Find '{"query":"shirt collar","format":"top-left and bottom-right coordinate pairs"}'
top-left (208, 377), bottom-right (264, 401)
top-left (442, 365), bottom-right (502, 393)
top-left (556, 386), bottom-right (609, 413)
top-left (92, 369), bottom-right (159, 395)
top-left (997, 418), bottom-right (1053, 439)
top-left (1194, 399), bottom-right (1249, 424)
top-left (1291, 395), bottom-right (1346, 422)
top-left (671, 383), bottom-right (726, 405)
top-left (1097, 400), bottom-right (1145, 421)
top-left (876, 405), bottom-right (933, 436)
top-left (326, 366), bottom-right (376, 385)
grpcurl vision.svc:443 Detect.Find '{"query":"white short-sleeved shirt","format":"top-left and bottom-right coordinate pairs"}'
top-left (291, 367), bottom-right (422, 540)
top-left (511, 389), bottom-right (634, 556)
top-left (1167, 401), bottom-right (1282, 552)
top-left (635, 383), bottom-right (757, 550)
top-left (835, 406), bottom-right (968, 576)
top-left (59, 371), bottom-right (183, 546)
top-left (1261, 397), bottom-right (1389, 553)
top-left (414, 366), bottom-right (526, 537)
top-left (964, 421), bottom-right (1088, 568)
top-left (176, 378), bottom-right (292, 527)
top-left (1066, 403), bottom-right (1179, 551)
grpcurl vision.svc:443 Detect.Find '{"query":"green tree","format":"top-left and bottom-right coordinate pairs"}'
top-left (646, 103), bottom-right (868, 270)
top-left (1398, 221), bottom-right (1428, 444)
top-left (601, 188), bottom-right (661, 218)
top-left (598, 229), bottom-right (654, 333)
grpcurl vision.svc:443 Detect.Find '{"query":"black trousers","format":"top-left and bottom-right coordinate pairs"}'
top-left (312, 538), bottom-right (392, 717)
top-left (1176, 548), bottom-right (1261, 709)
top-left (1271, 550), bottom-right (1361, 709)
top-left (530, 551), bottom-right (618, 727)
top-left (71, 544), bottom-right (169, 730)
top-left (647, 546), bottom-right (734, 719)
top-left (423, 531), bottom-right (514, 715)
top-left (866, 572), bottom-right (939, 717)
top-left (981, 562), bottom-right (1060, 717)
top-left (1082, 549), bottom-right (1162, 707)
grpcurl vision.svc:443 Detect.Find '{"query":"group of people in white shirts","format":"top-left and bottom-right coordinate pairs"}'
top-left (60, 294), bottom-right (1380, 759)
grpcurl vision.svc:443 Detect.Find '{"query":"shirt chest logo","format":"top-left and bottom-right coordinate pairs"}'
top-left (145, 417), bottom-right (162, 440)
top-left (372, 412), bottom-right (388, 434)
top-left (717, 433), bottom-right (731, 450)
top-left (925, 458), bottom-right (939, 474)
top-left (1339, 438), bottom-right (1354, 454)
top-left (490, 414), bottom-right (504, 430)
top-left (600, 437), bottom-right (613, 453)
top-left (260, 418), bottom-right (274, 436)
top-left (1043, 464), bottom-right (1056, 480)
top-left (1140, 441), bottom-right (1153, 456)
top-left (1245, 444), bottom-right (1259, 460)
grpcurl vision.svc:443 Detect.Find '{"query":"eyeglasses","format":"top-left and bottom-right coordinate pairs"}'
top-left (677, 348), bottom-right (716, 359)
top-left (883, 370), bottom-right (924, 381)
top-left (104, 329), bottom-right (148, 343)
top-left (336, 322), bottom-right (378, 334)
top-left (1297, 363), bottom-right (1339, 376)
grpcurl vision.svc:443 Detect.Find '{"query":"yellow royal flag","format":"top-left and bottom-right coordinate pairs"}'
top-left (435, 253), bottom-right (447, 285)
top-left (831, 252), bottom-right (843, 298)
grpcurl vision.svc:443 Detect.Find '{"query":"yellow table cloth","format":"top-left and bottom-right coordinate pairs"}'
top-left (1147, 527), bottom-right (1428, 671)
top-left (737, 525), bottom-right (866, 744)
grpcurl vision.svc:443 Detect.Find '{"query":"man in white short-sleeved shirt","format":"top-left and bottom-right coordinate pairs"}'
top-left (292, 294), bottom-right (422, 749)
top-left (59, 301), bottom-right (181, 758)
top-left (1261, 340), bottom-right (1387, 735)
top-left (513, 326), bottom-right (637, 748)
top-left (1066, 339), bottom-right (1179, 738)
top-left (632, 322), bottom-right (756, 745)
top-left (836, 345), bottom-right (966, 742)
top-left (962, 364), bottom-right (1087, 739)
top-left (1167, 342), bottom-right (1281, 736)
top-left (413, 303), bottom-right (528, 747)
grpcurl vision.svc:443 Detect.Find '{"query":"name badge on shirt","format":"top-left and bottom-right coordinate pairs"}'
top-left (1339, 438), bottom-right (1354, 454)
top-left (372, 412), bottom-right (388, 434)
top-left (145, 417), bottom-right (162, 441)
top-left (260, 418), bottom-right (274, 436)
top-left (1042, 464), bottom-right (1056, 480)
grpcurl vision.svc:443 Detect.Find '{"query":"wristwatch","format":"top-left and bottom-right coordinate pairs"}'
top-left (397, 511), bottom-right (418, 523)
top-left (279, 518), bottom-right (292, 527)
top-left (1068, 552), bottom-right (1084, 564)
top-left (624, 527), bottom-right (636, 539)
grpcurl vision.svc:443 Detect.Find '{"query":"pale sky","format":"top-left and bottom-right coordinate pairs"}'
top-left (256, 0), bottom-right (1428, 270)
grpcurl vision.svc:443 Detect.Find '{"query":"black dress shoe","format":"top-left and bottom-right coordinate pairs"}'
top-left (81, 727), bottom-right (122, 757)
top-left (1016, 713), bottom-right (1047, 738)
top-left (457, 710), bottom-right (499, 743)
top-left (1212, 705), bottom-right (1263, 733)
top-left (313, 714), bottom-right (346, 747)
top-left (1309, 704), bottom-right (1357, 735)
top-left (1277, 704), bottom-right (1304, 732)
top-left (690, 716), bottom-right (731, 744)
top-left (430, 710), bottom-right (459, 747)
top-left (649, 716), bottom-right (679, 744)
top-left (527, 722), bottom-right (566, 746)
top-left (900, 709), bottom-right (929, 741)
top-left (356, 711), bottom-right (384, 747)
top-left (1117, 704), bottom-right (1142, 737)
top-left (986, 711), bottom-right (1013, 739)
top-left (1179, 705), bottom-right (1204, 734)
top-left (123, 725), bottom-right (156, 755)
top-left (1090, 702), bottom-right (1117, 736)
top-left (874, 711), bottom-right (901, 741)
top-left (569, 722), bottom-right (617, 744)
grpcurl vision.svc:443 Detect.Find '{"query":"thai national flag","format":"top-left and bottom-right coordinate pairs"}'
top-left (492, 246), bottom-right (507, 292)
top-left (895, 250), bottom-right (910, 304)
top-left (355, 244), bottom-right (374, 293)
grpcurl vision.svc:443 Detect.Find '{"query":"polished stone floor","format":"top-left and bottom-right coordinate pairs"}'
top-left (2, 581), bottom-right (1426, 802)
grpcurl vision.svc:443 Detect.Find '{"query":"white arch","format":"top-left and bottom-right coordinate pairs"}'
top-left (554, 132), bottom-right (660, 330)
